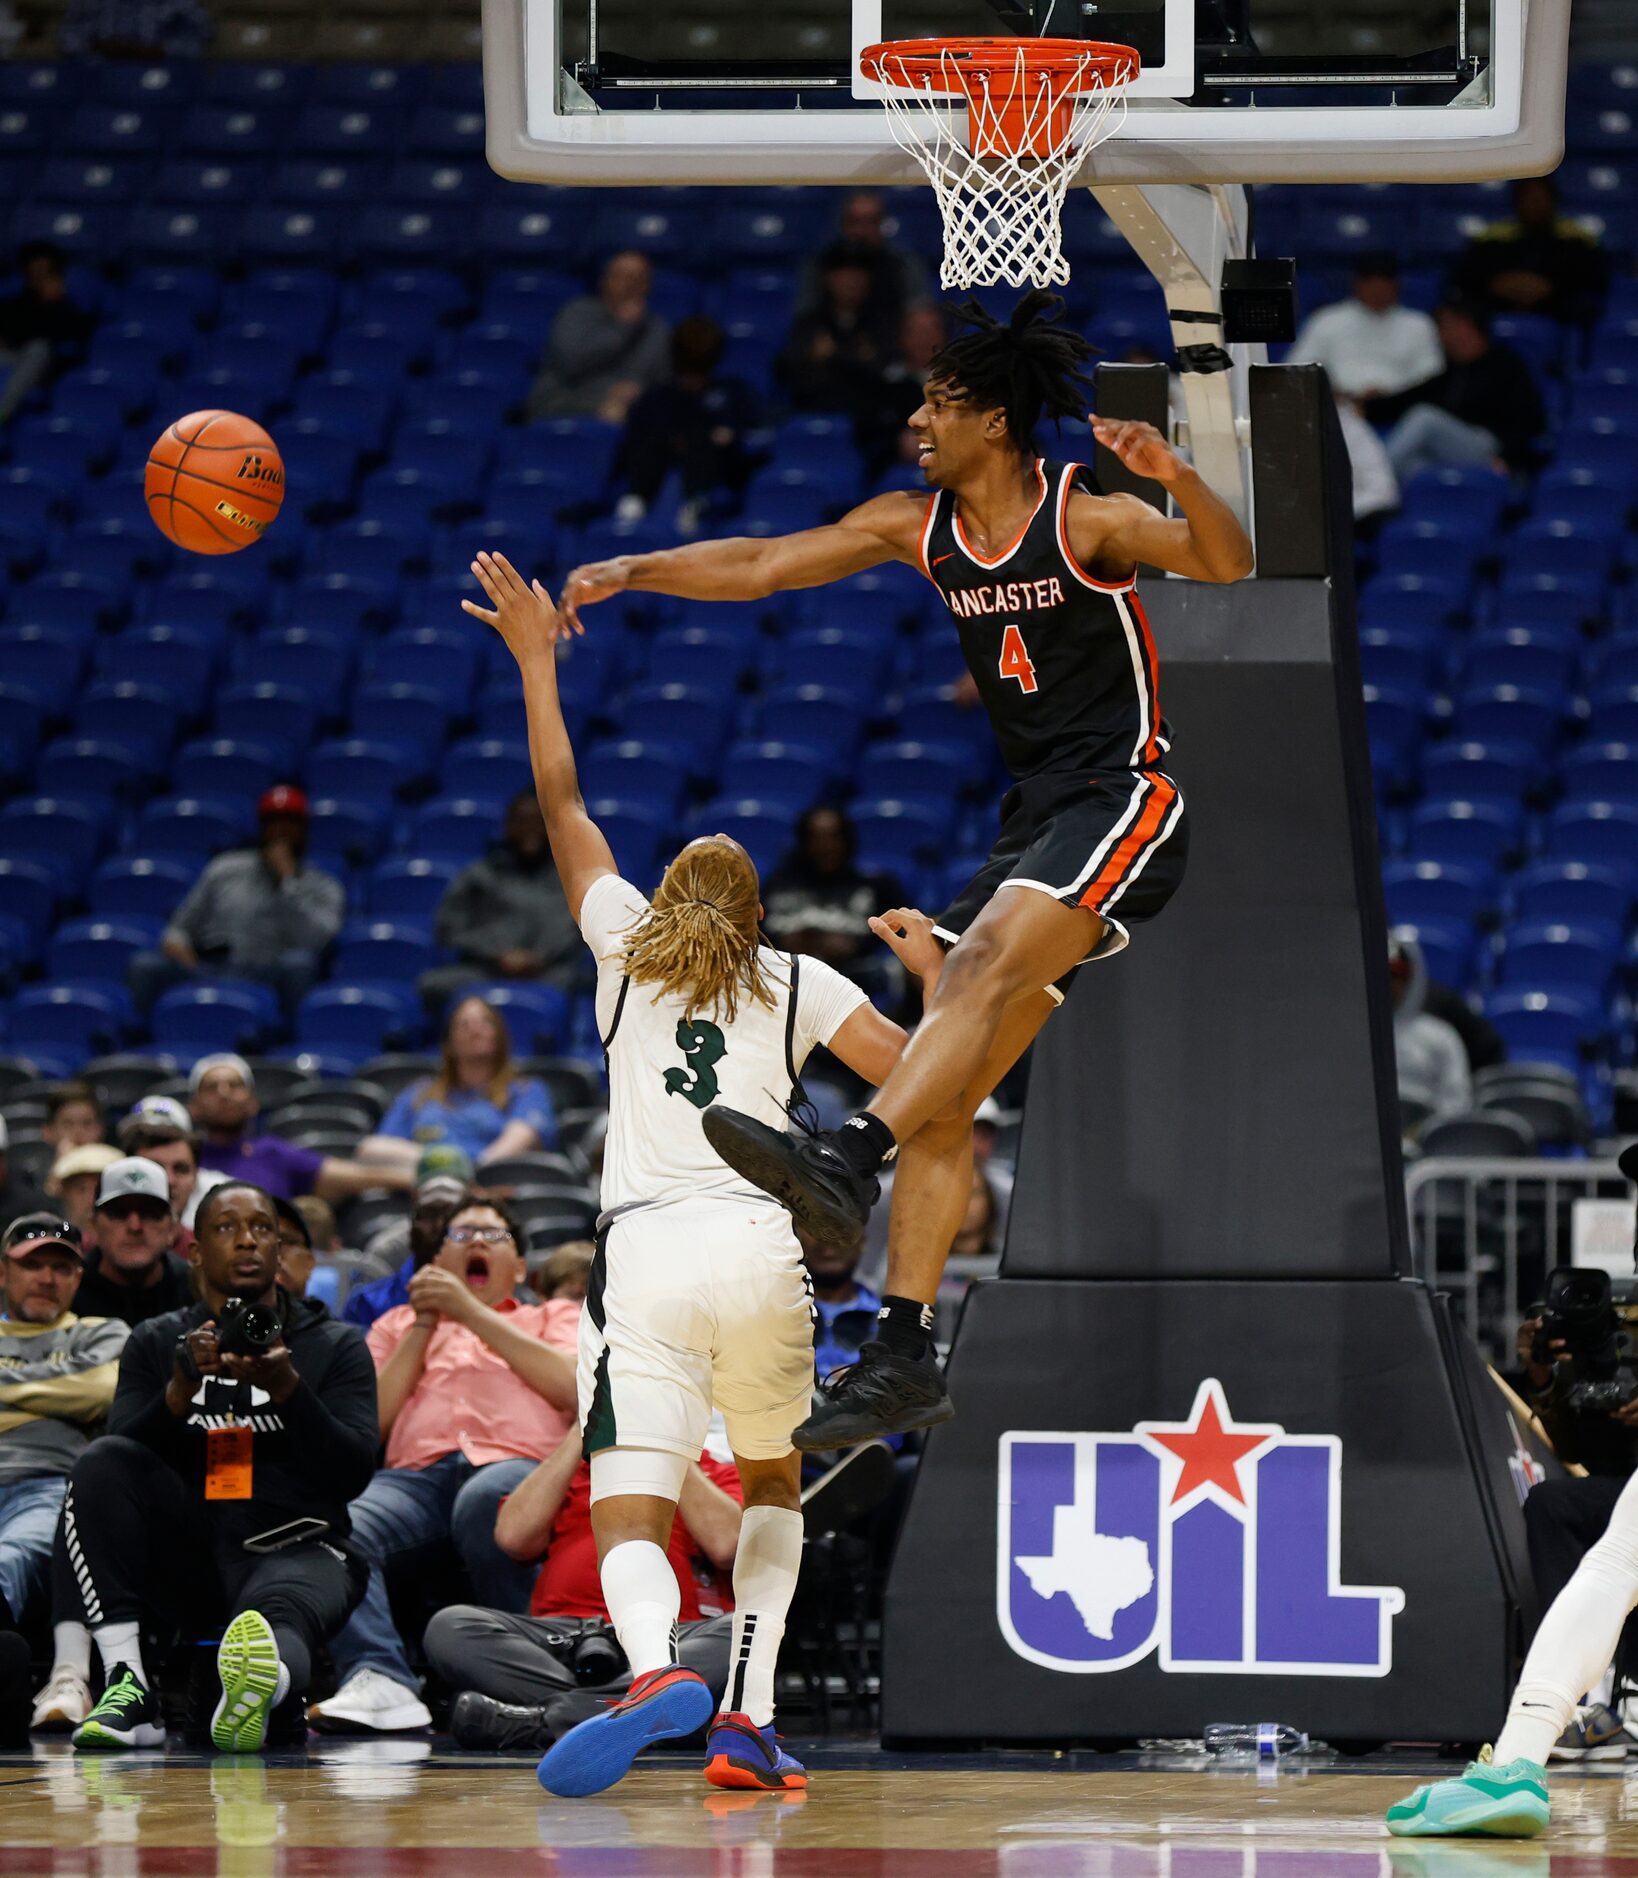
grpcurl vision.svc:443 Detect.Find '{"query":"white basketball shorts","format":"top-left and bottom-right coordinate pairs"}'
top-left (578, 1198), bottom-right (816, 1464)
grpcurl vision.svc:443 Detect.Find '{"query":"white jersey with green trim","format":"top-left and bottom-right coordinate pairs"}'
top-left (578, 874), bottom-right (869, 1216)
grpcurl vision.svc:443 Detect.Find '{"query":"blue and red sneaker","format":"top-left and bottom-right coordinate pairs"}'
top-left (703, 1712), bottom-right (808, 1791)
top-left (536, 1666), bottom-right (714, 1798)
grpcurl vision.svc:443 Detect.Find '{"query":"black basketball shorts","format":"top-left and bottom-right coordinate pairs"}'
top-left (933, 768), bottom-right (1189, 1001)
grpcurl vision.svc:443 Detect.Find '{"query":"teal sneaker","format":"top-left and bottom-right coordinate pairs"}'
top-left (211, 1610), bottom-right (283, 1753)
top-left (1386, 1750), bottom-right (1549, 1839)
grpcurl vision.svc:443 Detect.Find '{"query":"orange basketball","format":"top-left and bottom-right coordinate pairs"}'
top-left (145, 410), bottom-right (285, 555)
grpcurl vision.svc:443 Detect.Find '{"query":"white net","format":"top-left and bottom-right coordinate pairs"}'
top-left (872, 43), bottom-right (1131, 292)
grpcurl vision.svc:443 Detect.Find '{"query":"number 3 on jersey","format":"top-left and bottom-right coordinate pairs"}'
top-left (999, 622), bottom-right (1038, 694)
top-left (664, 1017), bottom-right (726, 1110)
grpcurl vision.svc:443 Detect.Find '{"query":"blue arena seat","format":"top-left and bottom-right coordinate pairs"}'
top-left (95, 631), bottom-right (216, 721)
top-left (132, 795), bottom-right (255, 860)
top-left (34, 738), bottom-right (149, 801)
top-left (1587, 685), bottom-right (1638, 743)
top-left (239, 628), bottom-right (356, 704)
top-left (1389, 917), bottom-right (1477, 991)
top-left (1419, 740), bottom-right (1540, 805)
top-left (440, 739), bottom-right (530, 806)
top-left (88, 855), bottom-right (195, 925)
top-left (402, 798), bottom-right (497, 863)
top-left (0, 798), bottom-right (108, 886)
top-left (1382, 858), bottom-right (1496, 929)
top-left (1482, 987), bottom-right (1604, 1065)
top-left (366, 856), bottom-right (462, 923)
top-left (1561, 742), bottom-right (1638, 805)
top-left (350, 684), bottom-right (451, 769)
top-left (295, 984), bottom-right (421, 1064)
top-left (718, 742), bottom-right (832, 815)
top-left (1406, 798), bottom-right (1524, 870)
top-left (0, 627), bottom-right (86, 716)
top-left (1545, 800), bottom-right (1638, 868)
top-left (10, 985), bottom-right (130, 1070)
top-left (308, 740), bottom-right (422, 806)
top-left (151, 981), bottom-right (280, 1058)
top-left (172, 739), bottom-right (280, 804)
top-left (1449, 684), bottom-right (1568, 754)
top-left (332, 921), bottom-right (442, 983)
top-left (0, 859), bottom-right (59, 951)
top-left (578, 743), bottom-right (690, 821)
top-left (686, 800), bottom-right (791, 878)
top-left (308, 798), bottom-right (390, 869)
top-left (1497, 919), bottom-right (1622, 995)
top-left (47, 920), bottom-right (156, 991)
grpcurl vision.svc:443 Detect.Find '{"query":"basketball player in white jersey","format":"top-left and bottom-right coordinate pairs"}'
top-left (464, 550), bottom-right (936, 1797)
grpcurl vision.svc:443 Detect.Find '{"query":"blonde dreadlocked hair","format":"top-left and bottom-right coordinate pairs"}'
top-left (623, 837), bottom-right (776, 1024)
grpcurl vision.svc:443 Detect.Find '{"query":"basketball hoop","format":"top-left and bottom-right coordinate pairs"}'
top-left (860, 37), bottom-right (1137, 292)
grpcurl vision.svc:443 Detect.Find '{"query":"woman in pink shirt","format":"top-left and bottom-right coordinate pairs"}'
top-left (306, 1197), bottom-right (580, 1735)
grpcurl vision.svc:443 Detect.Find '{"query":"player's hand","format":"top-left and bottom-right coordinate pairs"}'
top-left (559, 558), bottom-right (631, 635)
top-left (869, 907), bottom-right (943, 980)
top-left (1090, 415), bottom-right (1187, 486)
top-left (462, 551), bottom-right (566, 653)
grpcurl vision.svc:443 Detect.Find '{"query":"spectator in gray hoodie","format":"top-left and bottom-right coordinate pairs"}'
top-left (422, 792), bottom-right (581, 1011)
top-left (527, 252), bottom-right (670, 424)
top-left (1390, 932), bottom-right (1473, 1117)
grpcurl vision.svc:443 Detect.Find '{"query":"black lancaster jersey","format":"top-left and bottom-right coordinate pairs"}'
top-left (918, 458), bottom-right (1171, 781)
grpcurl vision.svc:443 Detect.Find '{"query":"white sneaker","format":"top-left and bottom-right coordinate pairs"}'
top-left (306, 1669), bottom-right (431, 1735)
top-left (31, 1667), bottom-right (92, 1733)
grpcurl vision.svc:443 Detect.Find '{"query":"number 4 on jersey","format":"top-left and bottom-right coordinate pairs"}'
top-left (999, 622), bottom-right (1038, 694)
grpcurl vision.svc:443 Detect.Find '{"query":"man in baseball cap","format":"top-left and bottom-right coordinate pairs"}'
top-left (45, 1144), bottom-right (122, 1234)
top-left (127, 779), bottom-right (347, 1016)
top-left (341, 1146), bottom-right (476, 1331)
top-left (0, 1212), bottom-right (129, 1735)
top-left (73, 1158), bottom-right (193, 1329)
top-left (118, 1094), bottom-right (229, 1231)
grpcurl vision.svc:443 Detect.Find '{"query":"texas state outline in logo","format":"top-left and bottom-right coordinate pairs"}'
top-left (996, 1378), bottom-right (1406, 1676)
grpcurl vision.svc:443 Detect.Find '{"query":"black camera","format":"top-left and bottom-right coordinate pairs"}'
top-left (217, 1295), bottom-right (282, 1358)
top-left (1530, 1267), bottom-right (1638, 1415)
top-left (569, 1625), bottom-right (627, 1686)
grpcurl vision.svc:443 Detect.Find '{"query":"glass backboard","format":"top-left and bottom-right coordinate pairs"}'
top-left (485, 0), bottom-right (1565, 186)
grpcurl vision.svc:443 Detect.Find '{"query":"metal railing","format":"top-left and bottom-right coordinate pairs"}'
top-left (1405, 1155), bottom-right (1633, 1356)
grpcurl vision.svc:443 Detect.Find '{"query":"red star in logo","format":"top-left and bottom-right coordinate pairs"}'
top-left (1137, 1380), bottom-right (1281, 1509)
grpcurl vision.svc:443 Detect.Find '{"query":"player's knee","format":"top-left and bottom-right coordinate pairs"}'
top-left (941, 925), bottom-right (1036, 1005)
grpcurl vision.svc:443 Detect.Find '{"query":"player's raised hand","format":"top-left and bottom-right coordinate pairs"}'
top-left (869, 907), bottom-right (943, 980)
top-left (462, 550), bottom-right (564, 652)
top-left (1090, 415), bottom-right (1187, 485)
top-left (559, 558), bottom-right (630, 635)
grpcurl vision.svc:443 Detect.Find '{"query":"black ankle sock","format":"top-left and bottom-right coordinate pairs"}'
top-left (831, 1112), bottom-right (897, 1177)
top-left (876, 1294), bottom-right (934, 1357)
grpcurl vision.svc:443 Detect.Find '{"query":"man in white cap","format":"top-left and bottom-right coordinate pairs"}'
top-left (116, 1095), bottom-right (229, 1231)
top-left (45, 1144), bottom-right (122, 1235)
top-left (74, 1158), bottom-right (193, 1329)
top-left (0, 1212), bottom-right (128, 1733)
top-left (190, 1055), bottom-right (413, 1205)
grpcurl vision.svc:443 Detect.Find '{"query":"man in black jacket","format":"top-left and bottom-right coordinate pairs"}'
top-left (57, 1181), bottom-right (377, 1752)
top-left (1365, 298), bottom-right (1545, 481)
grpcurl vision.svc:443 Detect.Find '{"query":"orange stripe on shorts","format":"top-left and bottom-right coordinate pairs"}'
top-left (1081, 774), bottom-right (1177, 910)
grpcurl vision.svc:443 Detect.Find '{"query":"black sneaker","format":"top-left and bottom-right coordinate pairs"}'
top-left (450, 1691), bottom-right (554, 1752)
top-left (701, 1107), bottom-right (878, 1243)
top-left (73, 1664), bottom-right (166, 1752)
top-left (792, 1341), bottom-right (954, 1451)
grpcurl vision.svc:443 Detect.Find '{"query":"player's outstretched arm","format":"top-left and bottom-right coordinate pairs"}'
top-left (558, 490), bottom-right (927, 633)
top-left (462, 550), bottom-right (616, 922)
top-left (1079, 417), bottom-right (1255, 585)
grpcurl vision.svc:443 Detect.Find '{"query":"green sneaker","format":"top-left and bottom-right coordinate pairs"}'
top-left (211, 1610), bottom-right (284, 1753)
top-left (72, 1664), bottom-right (166, 1751)
top-left (1386, 1750), bottom-right (1549, 1839)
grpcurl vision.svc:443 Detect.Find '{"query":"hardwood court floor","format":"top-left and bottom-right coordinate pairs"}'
top-left (1, 1742), bottom-right (1635, 1876)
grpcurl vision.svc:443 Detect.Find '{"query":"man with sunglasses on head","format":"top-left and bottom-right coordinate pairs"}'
top-left (60, 1181), bottom-right (377, 1753)
top-left (307, 1195), bottom-right (581, 1736)
top-left (0, 1214), bottom-right (128, 1737)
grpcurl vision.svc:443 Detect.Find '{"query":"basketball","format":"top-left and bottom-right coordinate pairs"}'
top-left (144, 410), bottom-right (285, 555)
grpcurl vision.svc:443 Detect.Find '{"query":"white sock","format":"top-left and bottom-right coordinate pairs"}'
top-left (92, 1622), bottom-right (145, 1687)
top-left (720, 1505), bottom-right (803, 1728)
top-left (52, 1622), bottom-right (92, 1681)
top-left (274, 1662), bottom-right (291, 1707)
top-left (1494, 1472), bottom-right (1638, 1768)
top-left (600, 1540), bottom-right (681, 1680)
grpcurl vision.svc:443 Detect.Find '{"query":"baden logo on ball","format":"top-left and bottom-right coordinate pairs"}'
top-left (144, 409), bottom-right (286, 555)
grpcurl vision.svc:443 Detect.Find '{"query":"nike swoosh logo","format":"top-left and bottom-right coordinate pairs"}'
top-left (932, 552), bottom-right (956, 567)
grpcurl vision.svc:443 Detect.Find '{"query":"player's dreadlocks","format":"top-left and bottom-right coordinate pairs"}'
top-left (928, 288), bottom-right (1097, 450)
top-left (623, 837), bottom-right (776, 1024)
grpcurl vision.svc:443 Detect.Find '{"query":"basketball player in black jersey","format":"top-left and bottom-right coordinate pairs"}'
top-left (559, 292), bottom-right (1253, 1446)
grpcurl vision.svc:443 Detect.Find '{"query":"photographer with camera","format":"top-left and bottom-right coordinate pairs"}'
top-left (1509, 1205), bottom-right (1638, 1760)
top-left (1388, 1143), bottom-right (1638, 1838)
top-left (56, 1180), bottom-right (377, 1753)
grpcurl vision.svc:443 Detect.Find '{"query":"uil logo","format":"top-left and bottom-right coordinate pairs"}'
top-left (997, 1379), bottom-right (1405, 1676)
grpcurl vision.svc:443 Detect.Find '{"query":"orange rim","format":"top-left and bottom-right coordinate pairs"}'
top-left (860, 36), bottom-right (1139, 95)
